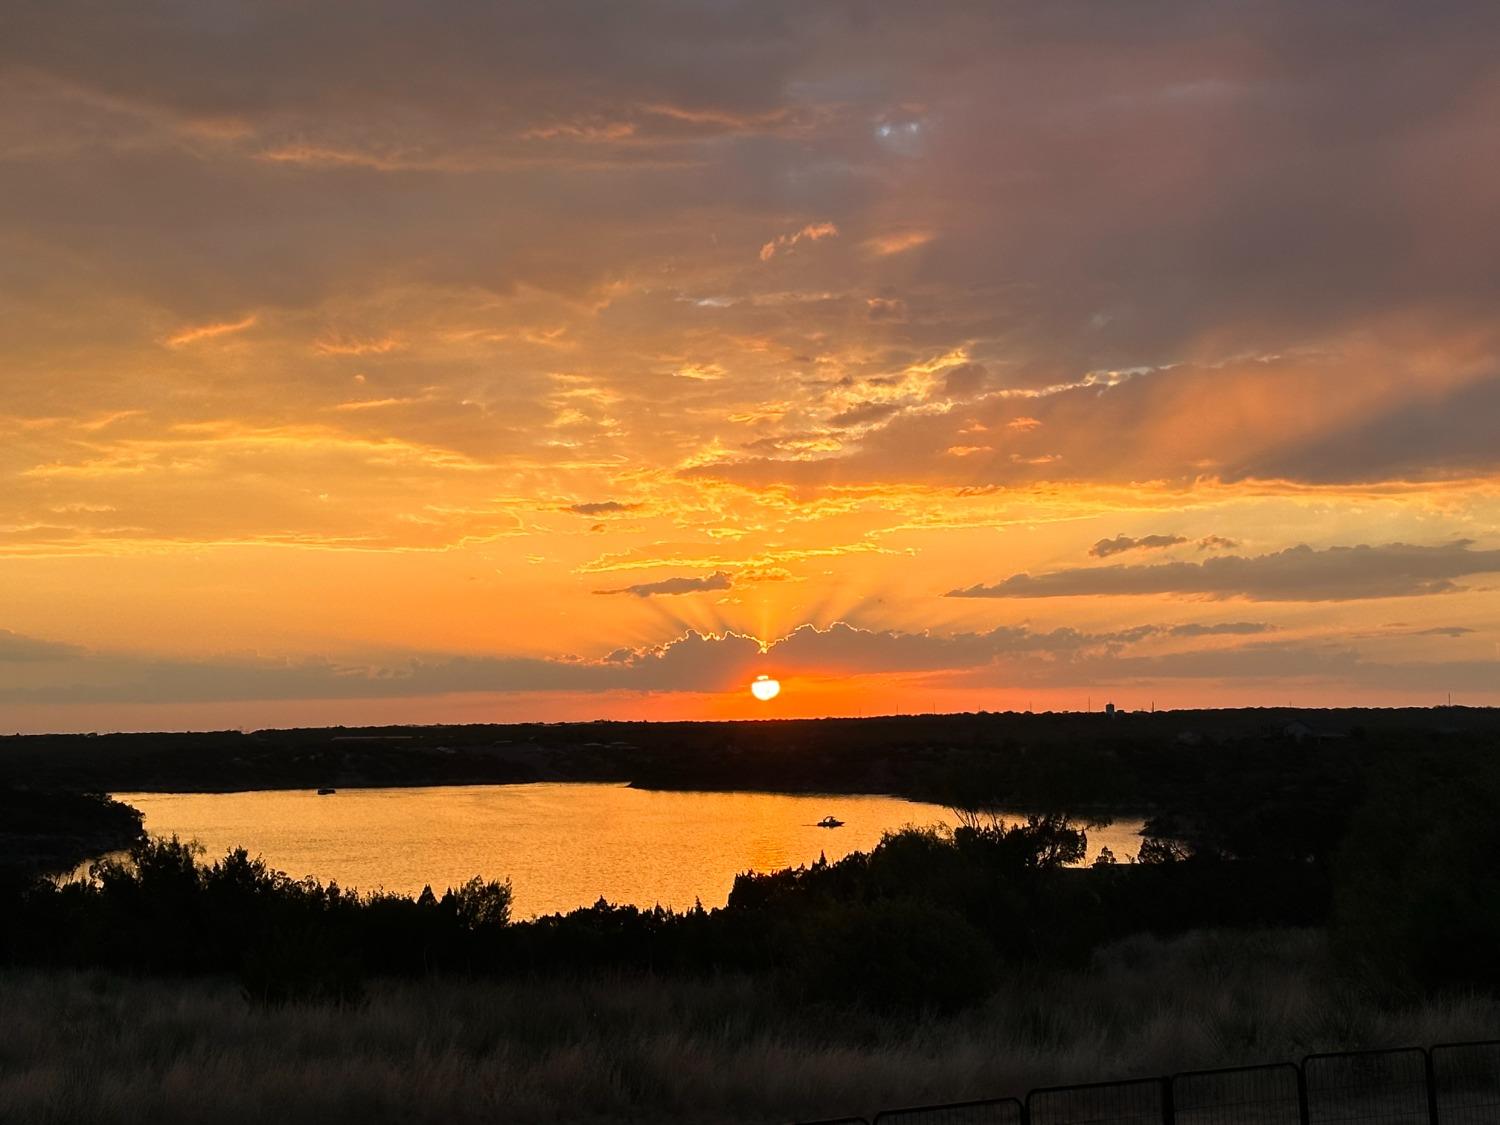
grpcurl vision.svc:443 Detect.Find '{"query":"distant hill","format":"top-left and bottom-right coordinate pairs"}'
top-left (3, 709), bottom-right (1496, 819)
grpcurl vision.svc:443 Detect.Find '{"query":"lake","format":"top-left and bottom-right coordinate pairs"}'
top-left (112, 783), bottom-right (1145, 918)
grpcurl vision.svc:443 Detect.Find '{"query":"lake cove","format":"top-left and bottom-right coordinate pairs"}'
top-left (112, 783), bottom-right (1144, 917)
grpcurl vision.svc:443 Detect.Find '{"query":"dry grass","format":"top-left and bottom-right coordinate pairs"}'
top-left (1, 929), bottom-right (1496, 1124)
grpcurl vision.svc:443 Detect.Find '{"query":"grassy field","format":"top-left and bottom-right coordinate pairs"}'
top-left (2, 928), bottom-right (1496, 1124)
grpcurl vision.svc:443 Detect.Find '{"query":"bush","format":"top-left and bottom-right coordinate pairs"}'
top-left (789, 898), bottom-right (999, 1013)
top-left (1332, 749), bottom-right (1500, 996)
top-left (240, 920), bottom-right (367, 1008)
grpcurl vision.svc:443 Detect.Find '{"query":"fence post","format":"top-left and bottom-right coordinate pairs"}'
top-left (1161, 1075), bottom-right (1175, 1125)
top-left (1296, 1060), bottom-right (1310, 1125)
top-left (1425, 1048), bottom-right (1440, 1125)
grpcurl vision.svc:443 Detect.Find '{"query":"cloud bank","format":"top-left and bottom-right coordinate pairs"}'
top-left (949, 542), bottom-right (1500, 602)
top-left (8, 615), bottom-right (1490, 711)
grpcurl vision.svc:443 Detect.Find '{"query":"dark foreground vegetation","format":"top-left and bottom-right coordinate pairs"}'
top-left (1, 820), bottom-right (1320, 1011)
top-left (4, 728), bottom-right (1500, 1007)
top-left (7, 932), bottom-right (1499, 1125)
top-left (1, 709), bottom-right (1498, 1121)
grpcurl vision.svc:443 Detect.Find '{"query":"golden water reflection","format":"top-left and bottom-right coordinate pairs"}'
top-left (113, 784), bottom-right (1145, 918)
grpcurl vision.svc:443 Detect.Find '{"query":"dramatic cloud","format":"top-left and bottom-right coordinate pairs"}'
top-left (694, 357), bottom-right (1500, 492)
top-left (3, 3), bottom-right (1500, 721)
top-left (948, 542), bottom-right (1500, 602)
top-left (597, 571), bottom-right (733, 598)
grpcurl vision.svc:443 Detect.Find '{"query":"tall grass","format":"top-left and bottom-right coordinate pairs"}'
top-left (1, 928), bottom-right (1495, 1124)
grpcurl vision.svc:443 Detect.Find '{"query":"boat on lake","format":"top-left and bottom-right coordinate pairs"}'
top-left (815, 815), bottom-right (844, 828)
top-left (316, 787), bottom-right (336, 796)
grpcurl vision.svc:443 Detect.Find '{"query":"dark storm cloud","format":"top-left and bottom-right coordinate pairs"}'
top-left (597, 571), bottom-right (733, 597)
top-left (948, 541), bottom-right (1500, 602)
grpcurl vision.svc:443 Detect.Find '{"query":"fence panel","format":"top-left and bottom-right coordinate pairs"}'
top-left (1303, 1048), bottom-right (1429, 1125)
top-left (873, 1096), bottom-right (1024, 1125)
top-left (1027, 1077), bottom-right (1167, 1125)
top-left (1432, 1040), bottom-right (1500, 1125)
top-left (1171, 1062), bottom-right (1304, 1125)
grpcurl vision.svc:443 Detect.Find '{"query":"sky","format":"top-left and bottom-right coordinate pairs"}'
top-left (2, 0), bottom-right (1498, 732)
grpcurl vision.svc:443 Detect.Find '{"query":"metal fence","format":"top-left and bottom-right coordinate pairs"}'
top-left (1431, 1041), bottom-right (1500, 1125)
top-left (792, 1039), bottom-right (1500, 1125)
top-left (874, 1096), bottom-right (1025, 1125)
top-left (1303, 1048), bottom-right (1430, 1125)
top-left (1173, 1063), bottom-right (1303, 1125)
top-left (1029, 1077), bottom-right (1168, 1125)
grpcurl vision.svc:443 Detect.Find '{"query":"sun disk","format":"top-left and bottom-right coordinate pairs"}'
top-left (750, 675), bottom-right (781, 701)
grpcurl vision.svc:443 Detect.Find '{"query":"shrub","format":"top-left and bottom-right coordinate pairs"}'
top-left (789, 898), bottom-right (999, 1013)
top-left (1332, 749), bottom-right (1500, 996)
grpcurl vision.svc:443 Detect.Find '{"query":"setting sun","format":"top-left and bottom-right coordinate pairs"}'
top-left (750, 675), bottom-right (781, 702)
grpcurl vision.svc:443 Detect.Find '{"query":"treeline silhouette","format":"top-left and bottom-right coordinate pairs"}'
top-left (1, 821), bottom-right (1323, 1011)
top-left (0, 806), bottom-right (1411, 1013)
top-left (5, 709), bottom-right (1496, 814)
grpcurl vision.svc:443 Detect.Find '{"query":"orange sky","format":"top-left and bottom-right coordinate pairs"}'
top-left (2, 3), bottom-right (1498, 732)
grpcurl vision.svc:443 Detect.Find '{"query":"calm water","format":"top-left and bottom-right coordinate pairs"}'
top-left (112, 783), bottom-right (1145, 918)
